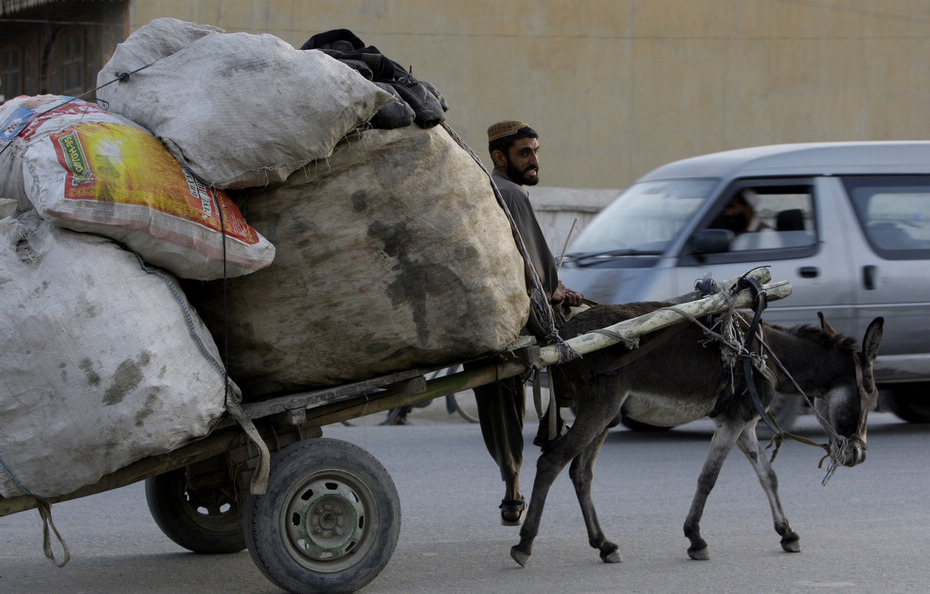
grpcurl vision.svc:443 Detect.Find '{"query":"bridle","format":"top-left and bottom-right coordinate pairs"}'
top-left (721, 275), bottom-right (871, 485)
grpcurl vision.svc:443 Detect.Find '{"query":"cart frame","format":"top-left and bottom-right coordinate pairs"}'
top-left (0, 269), bottom-right (790, 593)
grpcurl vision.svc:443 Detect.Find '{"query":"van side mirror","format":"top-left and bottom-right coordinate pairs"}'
top-left (687, 229), bottom-right (733, 254)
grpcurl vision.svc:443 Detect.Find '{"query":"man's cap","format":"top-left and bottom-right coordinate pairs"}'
top-left (488, 120), bottom-right (532, 142)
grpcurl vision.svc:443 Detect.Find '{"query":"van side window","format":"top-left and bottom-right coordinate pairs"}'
top-left (707, 186), bottom-right (816, 252)
top-left (842, 175), bottom-right (930, 260)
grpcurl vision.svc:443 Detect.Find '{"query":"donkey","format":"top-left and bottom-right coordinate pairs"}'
top-left (511, 301), bottom-right (884, 567)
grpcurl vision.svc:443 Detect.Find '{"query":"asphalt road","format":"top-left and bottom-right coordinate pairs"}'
top-left (0, 410), bottom-right (927, 593)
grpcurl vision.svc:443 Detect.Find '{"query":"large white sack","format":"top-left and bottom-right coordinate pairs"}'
top-left (96, 17), bottom-right (395, 189)
top-left (0, 95), bottom-right (147, 211)
top-left (21, 116), bottom-right (275, 280)
top-left (0, 211), bottom-right (232, 499)
top-left (187, 125), bottom-right (530, 396)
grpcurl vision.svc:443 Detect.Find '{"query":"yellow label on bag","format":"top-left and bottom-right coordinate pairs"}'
top-left (49, 122), bottom-right (261, 245)
top-left (55, 130), bottom-right (94, 186)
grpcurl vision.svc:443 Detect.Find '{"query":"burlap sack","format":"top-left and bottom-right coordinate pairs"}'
top-left (96, 18), bottom-right (395, 189)
top-left (188, 125), bottom-right (529, 396)
top-left (0, 211), bottom-right (231, 498)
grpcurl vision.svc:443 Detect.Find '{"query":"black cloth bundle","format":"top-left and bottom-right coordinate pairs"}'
top-left (301, 28), bottom-right (448, 129)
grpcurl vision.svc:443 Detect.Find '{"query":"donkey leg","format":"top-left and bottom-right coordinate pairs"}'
top-left (736, 422), bottom-right (801, 553)
top-left (569, 427), bottom-right (621, 563)
top-left (511, 425), bottom-right (597, 567)
top-left (683, 418), bottom-right (744, 560)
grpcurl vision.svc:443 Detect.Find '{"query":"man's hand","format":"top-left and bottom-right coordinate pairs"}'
top-left (552, 281), bottom-right (584, 307)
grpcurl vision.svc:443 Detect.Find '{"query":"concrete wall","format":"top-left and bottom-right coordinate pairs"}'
top-left (125, 1), bottom-right (930, 195)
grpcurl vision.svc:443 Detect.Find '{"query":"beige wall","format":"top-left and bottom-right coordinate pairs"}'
top-left (126, 1), bottom-right (930, 191)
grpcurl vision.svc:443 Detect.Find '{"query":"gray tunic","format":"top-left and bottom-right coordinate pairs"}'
top-left (491, 169), bottom-right (559, 302)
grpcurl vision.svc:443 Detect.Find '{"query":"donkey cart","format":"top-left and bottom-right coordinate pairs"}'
top-left (0, 270), bottom-right (789, 594)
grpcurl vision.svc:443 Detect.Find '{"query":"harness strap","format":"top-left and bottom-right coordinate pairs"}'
top-left (592, 325), bottom-right (685, 375)
top-left (530, 370), bottom-right (562, 444)
top-left (733, 277), bottom-right (834, 464)
top-left (532, 370), bottom-right (544, 419)
top-left (734, 276), bottom-right (782, 436)
top-left (37, 498), bottom-right (70, 567)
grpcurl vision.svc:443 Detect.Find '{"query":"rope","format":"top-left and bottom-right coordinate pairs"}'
top-left (134, 256), bottom-right (228, 381)
top-left (662, 281), bottom-right (841, 476)
top-left (1, 62), bottom-right (155, 158)
top-left (134, 214), bottom-right (270, 495)
top-left (0, 460), bottom-right (70, 566)
top-left (36, 499), bottom-right (70, 567)
top-left (214, 195), bottom-right (270, 494)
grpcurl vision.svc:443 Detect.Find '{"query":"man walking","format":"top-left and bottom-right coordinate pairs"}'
top-left (475, 120), bottom-right (583, 525)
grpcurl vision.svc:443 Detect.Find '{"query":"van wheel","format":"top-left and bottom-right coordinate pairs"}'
top-left (884, 384), bottom-right (930, 423)
top-left (756, 392), bottom-right (804, 438)
top-left (619, 414), bottom-right (671, 432)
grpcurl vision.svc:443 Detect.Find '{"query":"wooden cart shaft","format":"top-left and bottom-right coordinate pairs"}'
top-left (0, 269), bottom-right (789, 517)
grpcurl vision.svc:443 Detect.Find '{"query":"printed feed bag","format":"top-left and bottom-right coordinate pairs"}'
top-left (21, 117), bottom-right (275, 280)
top-left (0, 95), bottom-right (147, 211)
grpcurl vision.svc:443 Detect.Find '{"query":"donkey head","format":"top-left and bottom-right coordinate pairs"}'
top-left (811, 313), bottom-right (884, 468)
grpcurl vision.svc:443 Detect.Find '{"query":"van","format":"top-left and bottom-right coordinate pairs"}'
top-left (559, 141), bottom-right (930, 429)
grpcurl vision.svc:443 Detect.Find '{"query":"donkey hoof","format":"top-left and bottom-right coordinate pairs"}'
top-left (688, 545), bottom-right (710, 561)
top-left (601, 550), bottom-right (622, 564)
top-left (781, 533), bottom-right (801, 553)
top-left (510, 546), bottom-right (530, 568)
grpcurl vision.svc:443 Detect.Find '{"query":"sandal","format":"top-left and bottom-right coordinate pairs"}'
top-left (500, 496), bottom-right (527, 526)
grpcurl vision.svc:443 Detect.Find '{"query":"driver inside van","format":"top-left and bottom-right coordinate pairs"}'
top-left (715, 189), bottom-right (771, 236)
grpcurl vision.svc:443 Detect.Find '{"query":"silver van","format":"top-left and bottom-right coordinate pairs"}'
top-left (560, 141), bottom-right (930, 428)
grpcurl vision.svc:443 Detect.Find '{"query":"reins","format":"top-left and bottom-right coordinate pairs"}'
top-left (725, 276), bottom-right (860, 485)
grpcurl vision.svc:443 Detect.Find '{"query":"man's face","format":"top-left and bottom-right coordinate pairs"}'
top-left (501, 137), bottom-right (540, 186)
top-left (720, 197), bottom-right (753, 233)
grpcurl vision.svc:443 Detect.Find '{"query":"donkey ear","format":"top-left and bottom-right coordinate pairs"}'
top-left (862, 317), bottom-right (884, 364)
top-left (817, 311), bottom-right (837, 336)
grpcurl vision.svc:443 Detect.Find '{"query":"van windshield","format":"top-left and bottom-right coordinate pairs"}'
top-left (567, 179), bottom-right (717, 259)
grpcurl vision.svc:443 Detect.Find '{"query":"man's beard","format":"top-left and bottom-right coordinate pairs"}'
top-left (505, 160), bottom-right (539, 186)
top-left (720, 213), bottom-right (750, 234)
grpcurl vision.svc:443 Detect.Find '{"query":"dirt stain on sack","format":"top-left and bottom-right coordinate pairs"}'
top-left (79, 357), bottom-right (101, 386)
top-left (351, 190), bottom-right (368, 213)
top-left (368, 220), bottom-right (465, 345)
top-left (134, 392), bottom-right (161, 426)
top-left (102, 351), bottom-right (152, 406)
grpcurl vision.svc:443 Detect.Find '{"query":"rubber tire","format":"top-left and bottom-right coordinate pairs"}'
top-left (243, 438), bottom-right (401, 594)
top-left (884, 383), bottom-right (930, 423)
top-left (145, 467), bottom-right (246, 554)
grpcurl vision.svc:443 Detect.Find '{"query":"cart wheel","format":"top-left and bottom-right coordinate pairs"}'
top-left (145, 467), bottom-right (246, 554)
top-left (243, 438), bottom-right (401, 594)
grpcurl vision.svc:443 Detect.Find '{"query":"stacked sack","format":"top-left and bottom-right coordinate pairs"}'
top-left (0, 19), bottom-right (398, 497)
top-left (0, 16), bottom-right (533, 499)
top-left (187, 125), bottom-right (530, 396)
top-left (0, 95), bottom-right (275, 280)
top-left (0, 205), bottom-right (232, 499)
top-left (96, 18), bottom-right (532, 398)
top-left (95, 18), bottom-right (396, 189)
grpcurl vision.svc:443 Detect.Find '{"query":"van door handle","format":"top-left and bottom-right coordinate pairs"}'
top-left (863, 265), bottom-right (878, 290)
top-left (798, 266), bottom-right (819, 278)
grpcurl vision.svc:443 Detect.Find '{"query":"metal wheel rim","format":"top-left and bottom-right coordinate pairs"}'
top-left (279, 469), bottom-right (377, 572)
top-left (175, 480), bottom-right (240, 532)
